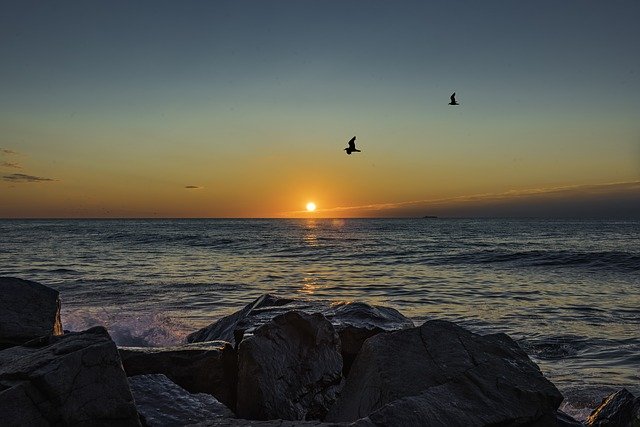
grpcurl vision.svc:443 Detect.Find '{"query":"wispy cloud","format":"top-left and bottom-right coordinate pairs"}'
top-left (284, 181), bottom-right (640, 215)
top-left (184, 185), bottom-right (204, 190)
top-left (2, 173), bottom-right (56, 183)
top-left (0, 148), bottom-right (19, 156)
top-left (0, 161), bottom-right (21, 169)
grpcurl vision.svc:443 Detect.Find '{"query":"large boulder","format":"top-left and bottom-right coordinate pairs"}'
top-left (326, 320), bottom-right (563, 426)
top-left (236, 311), bottom-right (343, 421)
top-left (119, 341), bottom-right (237, 409)
top-left (0, 277), bottom-right (63, 348)
top-left (0, 326), bottom-right (140, 426)
top-left (187, 294), bottom-right (413, 374)
top-left (128, 374), bottom-right (234, 426)
top-left (585, 388), bottom-right (640, 426)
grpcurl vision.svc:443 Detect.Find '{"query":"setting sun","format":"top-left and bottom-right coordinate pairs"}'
top-left (306, 202), bottom-right (317, 212)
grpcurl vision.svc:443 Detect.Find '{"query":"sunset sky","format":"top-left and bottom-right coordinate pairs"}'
top-left (1, 1), bottom-right (639, 218)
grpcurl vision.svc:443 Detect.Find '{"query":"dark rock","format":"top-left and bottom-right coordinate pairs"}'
top-left (190, 419), bottom-right (346, 426)
top-left (128, 374), bottom-right (234, 426)
top-left (0, 326), bottom-right (140, 426)
top-left (556, 410), bottom-right (584, 426)
top-left (326, 320), bottom-right (563, 426)
top-left (0, 277), bottom-right (63, 348)
top-left (586, 388), bottom-right (639, 427)
top-left (187, 294), bottom-right (413, 374)
top-left (236, 311), bottom-right (343, 421)
top-left (119, 341), bottom-right (237, 410)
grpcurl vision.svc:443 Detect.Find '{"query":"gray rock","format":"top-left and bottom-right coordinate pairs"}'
top-left (586, 388), bottom-right (639, 427)
top-left (119, 341), bottom-right (237, 410)
top-left (128, 374), bottom-right (234, 426)
top-left (0, 326), bottom-right (140, 426)
top-left (236, 311), bottom-right (343, 421)
top-left (186, 294), bottom-right (413, 374)
top-left (326, 320), bottom-right (563, 426)
top-left (0, 277), bottom-right (63, 348)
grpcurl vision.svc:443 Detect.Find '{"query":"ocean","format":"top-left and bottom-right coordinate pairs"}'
top-left (1, 218), bottom-right (638, 418)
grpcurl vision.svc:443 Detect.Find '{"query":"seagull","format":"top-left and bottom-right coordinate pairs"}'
top-left (449, 92), bottom-right (459, 106)
top-left (344, 136), bottom-right (361, 155)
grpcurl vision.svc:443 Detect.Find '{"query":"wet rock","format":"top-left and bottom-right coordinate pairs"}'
top-left (187, 294), bottom-right (412, 374)
top-left (0, 326), bottom-right (140, 426)
top-left (119, 341), bottom-right (237, 409)
top-left (0, 277), bottom-right (63, 348)
top-left (586, 388), bottom-right (639, 427)
top-left (236, 311), bottom-right (343, 421)
top-left (129, 374), bottom-right (234, 426)
top-left (326, 320), bottom-right (563, 426)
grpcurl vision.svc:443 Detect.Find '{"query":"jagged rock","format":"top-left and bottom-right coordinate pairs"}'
top-left (556, 410), bottom-right (584, 426)
top-left (187, 294), bottom-right (412, 374)
top-left (190, 419), bottom-right (346, 426)
top-left (326, 320), bottom-right (563, 426)
top-left (128, 374), bottom-right (234, 426)
top-left (586, 388), bottom-right (639, 427)
top-left (0, 326), bottom-right (140, 426)
top-left (0, 277), bottom-right (63, 348)
top-left (119, 341), bottom-right (237, 409)
top-left (236, 311), bottom-right (343, 421)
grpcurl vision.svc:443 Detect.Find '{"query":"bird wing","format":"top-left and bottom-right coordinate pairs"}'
top-left (348, 136), bottom-right (356, 149)
top-left (450, 93), bottom-right (456, 102)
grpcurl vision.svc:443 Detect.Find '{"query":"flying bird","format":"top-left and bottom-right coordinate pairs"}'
top-left (344, 136), bottom-right (361, 155)
top-left (449, 92), bottom-right (459, 106)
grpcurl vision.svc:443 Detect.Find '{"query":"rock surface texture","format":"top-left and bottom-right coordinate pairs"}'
top-left (128, 374), bottom-right (234, 426)
top-left (0, 326), bottom-right (140, 426)
top-left (119, 340), bottom-right (237, 409)
top-left (187, 294), bottom-right (413, 374)
top-left (236, 311), bottom-right (343, 421)
top-left (327, 320), bottom-right (563, 426)
top-left (585, 388), bottom-right (640, 427)
top-left (0, 276), bottom-right (63, 348)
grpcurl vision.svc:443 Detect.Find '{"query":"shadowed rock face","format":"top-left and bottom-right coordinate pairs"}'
top-left (586, 388), bottom-right (640, 427)
top-left (128, 374), bottom-right (234, 426)
top-left (327, 320), bottom-right (563, 426)
top-left (0, 277), bottom-right (63, 348)
top-left (186, 294), bottom-right (413, 375)
top-left (236, 311), bottom-right (343, 421)
top-left (0, 326), bottom-right (140, 426)
top-left (119, 341), bottom-right (237, 410)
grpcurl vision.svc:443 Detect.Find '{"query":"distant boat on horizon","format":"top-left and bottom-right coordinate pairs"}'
top-left (422, 215), bottom-right (438, 219)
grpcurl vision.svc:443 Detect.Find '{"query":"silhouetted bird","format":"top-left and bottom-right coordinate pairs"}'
top-left (449, 92), bottom-right (459, 106)
top-left (344, 136), bottom-right (361, 155)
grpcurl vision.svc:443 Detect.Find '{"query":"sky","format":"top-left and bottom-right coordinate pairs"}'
top-left (1, 1), bottom-right (639, 218)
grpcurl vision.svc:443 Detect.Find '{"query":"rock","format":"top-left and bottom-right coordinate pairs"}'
top-left (190, 419), bottom-right (346, 426)
top-left (187, 294), bottom-right (413, 374)
top-left (128, 374), bottom-right (234, 426)
top-left (236, 311), bottom-right (343, 421)
top-left (0, 326), bottom-right (140, 426)
top-left (556, 410), bottom-right (584, 426)
top-left (119, 341), bottom-right (237, 410)
top-left (586, 388), bottom-right (639, 427)
top-left (0, 277), bottom-right (63, 348)
top-left (326, 320), bottom-right (563, 426)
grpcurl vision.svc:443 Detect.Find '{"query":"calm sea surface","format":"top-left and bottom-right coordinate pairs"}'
top-left (1, 219), bottom-right (638, 418)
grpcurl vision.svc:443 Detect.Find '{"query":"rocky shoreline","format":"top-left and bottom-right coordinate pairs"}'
top-left (1, 276), bottom-right (638, 426)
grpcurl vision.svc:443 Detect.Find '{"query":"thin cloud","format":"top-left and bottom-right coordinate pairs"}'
top-left (2, 173), bottom-right (56, 183)
top-left (284, 181), bottom-right (640, 215)
top-left (0, 161), bottom-right (21, 169)
top-left (0, 148), bottom-right (19, 156)
top-left (185, 185), bottom-right (204, 190)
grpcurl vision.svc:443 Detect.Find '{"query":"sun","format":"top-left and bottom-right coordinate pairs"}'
top-left (306, 202), bottom-right (316, 212)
